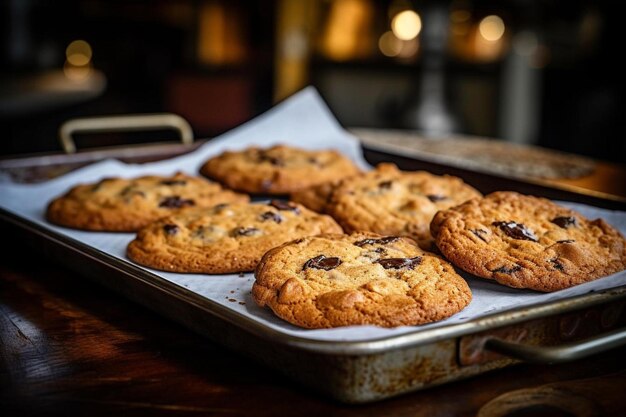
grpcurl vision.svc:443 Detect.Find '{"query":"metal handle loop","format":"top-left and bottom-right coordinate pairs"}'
top-left (484, 327), bottom-right (626, 364)
top-left (59, 113), bottom-right (194, 153)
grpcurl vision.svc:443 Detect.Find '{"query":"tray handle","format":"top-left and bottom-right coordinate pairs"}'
top-left (484, 326), bottom-right (626, 364)
top-left (59, 113), bottom-right (194, 154)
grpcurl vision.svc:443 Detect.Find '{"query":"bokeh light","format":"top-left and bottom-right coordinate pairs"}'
top-left (478, 15), bottom-right (505, 41)
top-left (391, 10), bottom-right (422, 41)
top-left (65, 40), bottom-right (92, 66)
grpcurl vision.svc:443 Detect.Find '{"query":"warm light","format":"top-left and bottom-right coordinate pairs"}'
top-left (320, 0), bottom-right (374, 61)
top-left (378, 31), bottom-right (402, 57)
top-left (391, 10), bottom-right (422, 41)
top-left (478, 15), bottom-right (505, 41)
top-left (65, 40), bottom-right (92, 66)
top-left (397, 37), bottom-right (419, 58)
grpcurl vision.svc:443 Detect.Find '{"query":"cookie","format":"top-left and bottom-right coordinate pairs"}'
top-left (46, 173), bottom-right (249, 232)
top-left (327, 163), bottom-right (482, 246)
top-left (127, 201), bottom-right (343, 273)
top-left (431, 191), bottom-right (626, 292)
top-left (252, 232), bottom-right (472, 328)
top-left (199, 145), bottom-right (360, 194)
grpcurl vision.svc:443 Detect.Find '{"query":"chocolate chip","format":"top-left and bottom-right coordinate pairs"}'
top-left (270, 200), bottom-right (300, 213)
top-left (259, 153), bottom-right (285, 166)
top-left (159, 196), bottom-right (196, 208)
top-left (303, 255), bottom-right (342, 271)
top-left (354, 236), bottom-right (400, 247)
top-left (160, 179), bottom-right (187, 186)
top-left (260, 211), bottom-right (282, 223)
top-left (492, 221), bottom-right (538, 242)
top-left (261, 179), bottom-right (273, 191)
top-left (232, 227), bottom-right (260, 237)
top-left (550, 257), bottom-right (564, 271)
top-left (163, 224), bottom-right (179, 235)
top-left (551, 216), bottom-right (578, 229)
top-left (307, 157), bottom-right (319, 165)
top-left (378, 180), bottom-right (393, 189)
top-left (213, 203), bottom-right (229, 210)
top-left (376, 257), bottom-right (422, 270)
top-left (427, 194), bottom-right (447, 202)
top-left (471, 229), bottom-right (488, 242)
top-left (557, 239), bottom-right (575, 244)
top-left (492, 265), bottom-right (522, 274)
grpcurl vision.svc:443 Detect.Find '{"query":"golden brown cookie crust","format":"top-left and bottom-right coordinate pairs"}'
top-left (431, 191), bottom-right (626, 292)
top-left (290, 180), bottom-right (341, 213)
top-left (327, 163), bottom-right (482, 245)
top-left (46, 173), bottom-right (249, 232)
top-left (199, 145), bottom-right (360, 194)
top-left (252, 232), bottom-right (472, 328)
top-left (127, 201), bottom-right (343, 273)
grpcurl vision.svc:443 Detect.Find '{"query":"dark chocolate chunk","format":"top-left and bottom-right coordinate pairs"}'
top-left (270, 200), bottom-right (300, 213)
top-left (213, 203), bottom-right (229, 210)
top-left (550, 257), bottom-right (564, 271)
top-left (159, 196), bottom-right (195, 208)
top-left (260, 211), bottom-right (282, 223)
top-left (261, 179), bottom-right (273, 191)
top-left (232, 227), bottom-right (261, 237)
top-left (471, 229), bottom-right (488, 242)
top-left (557, 239), bottom-right (575, 244)
top-left (551, 216), bottom-right (578, 229)
top-left (427, 194), bottom-right (447, 202)
top-left (376, 256), bottom-right (422, 270)
top-left (259, 152), bottom-right (285, 166)
top-left (160, 179), bottom-right (187, 186)
top-left (163, 224), bottom-right (179, 235)
top-left (354, 236), bottom-right (400, 247)
top-left (303, 255), bottom-right (342, 271)
top-left (492, 265), bottom-right (522, 274)
top-left (492, 221), bottom-right (538, 242)
top-left (378, 180), bottom-right (393, 189)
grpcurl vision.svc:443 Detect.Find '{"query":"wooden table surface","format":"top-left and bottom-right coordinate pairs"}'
top-left (1, 228), bottom-right (625, 417)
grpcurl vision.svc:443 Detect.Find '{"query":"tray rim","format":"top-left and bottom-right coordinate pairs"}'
top-left (357, 130), bottom-right (626, 205)
top-left (2, 206), bottom-right (625, 356)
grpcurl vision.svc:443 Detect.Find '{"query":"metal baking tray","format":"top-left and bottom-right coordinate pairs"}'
top-left (1, 139), bottom-right (626, 404)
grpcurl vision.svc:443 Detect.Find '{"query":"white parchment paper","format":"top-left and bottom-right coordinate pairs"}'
top-left (1, 87), bottom-right (624, 342)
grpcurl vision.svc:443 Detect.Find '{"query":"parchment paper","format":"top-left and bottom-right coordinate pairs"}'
top-left (1, 87), bottom-right (624, 342)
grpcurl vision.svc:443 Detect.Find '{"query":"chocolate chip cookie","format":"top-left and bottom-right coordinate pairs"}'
top-left (431, 191), bottom-right (626, 292)
top-left (127, 201), bottom-right (343, 273)
top-left (46, 173), bottom-right (249, 232)
top-left (252, 232), bottom-right (472, 328)
top-left (199, 145), bottom-right (360, 194)
top-left (327, 163), bottom-right (482, 246)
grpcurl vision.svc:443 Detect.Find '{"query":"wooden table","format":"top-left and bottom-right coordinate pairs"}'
top-left (1, 227), bottom-right (626, 417)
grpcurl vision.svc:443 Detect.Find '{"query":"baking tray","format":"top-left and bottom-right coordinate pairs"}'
top-left (1, 139), bottom-right (626, 404)
top-left (2, 90), bottom-right (626, 402)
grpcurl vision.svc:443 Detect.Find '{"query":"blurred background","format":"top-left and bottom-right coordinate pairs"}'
top-left (0, 0), bottom-right (624, 164)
